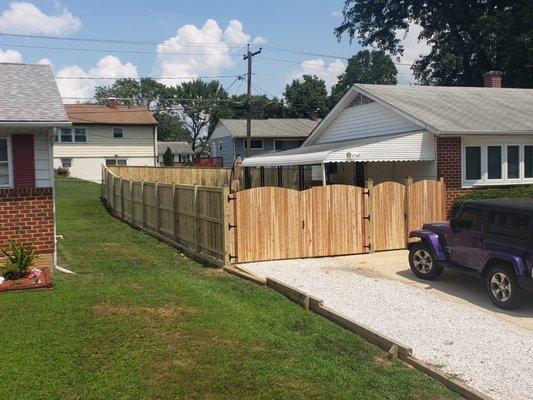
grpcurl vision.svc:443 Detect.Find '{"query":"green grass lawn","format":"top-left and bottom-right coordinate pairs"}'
top-left (0, 178), bottom-right (457, 399)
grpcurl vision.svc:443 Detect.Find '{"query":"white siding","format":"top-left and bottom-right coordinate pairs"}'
top-left (210, 123), bottom-right (232, 141)
top-left (54, 156), bottom-right (154, 182)
top-left (34, 133), bottom-right (52, 188)
top-left (316, 102), bottom-right (421, 144)
top-left (54, 125), bottom-right (155, 157)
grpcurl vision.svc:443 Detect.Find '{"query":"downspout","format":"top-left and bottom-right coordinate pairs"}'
top-left (153, 125), bottom-right (158, 166)
top-left (321, 163), bottom-right (327, 186)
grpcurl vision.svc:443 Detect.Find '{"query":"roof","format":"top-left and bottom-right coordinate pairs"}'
top-left (218, 119), bottom-right (319, 138)
top-left (65, 104), bottom-right (157, 125)
top-left (354, 84), bottom-right (533, 134)
top-left (0, 63), bottom-right (69, 124)
top-left (465, 198), bottom-right (533, 212)
top-left (243, 131), bottom-right (434, 167)
top-left (157, 141), bottom-right (194, 155)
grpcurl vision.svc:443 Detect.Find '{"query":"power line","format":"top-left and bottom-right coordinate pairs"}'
top-left (259, 55), bottom-right (413, 68)
top-left (54, 74), bottom-right (243, 80)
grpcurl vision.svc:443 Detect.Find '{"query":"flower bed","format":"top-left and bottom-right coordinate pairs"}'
top-left (0, 268), bottom-right (53, 293)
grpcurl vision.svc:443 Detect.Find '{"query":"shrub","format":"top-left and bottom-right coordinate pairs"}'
top-left (1, 242), bottom-right (37, 280)
top-left (163, 147), bottom-right (174, 166)
top-left (56, 167), bottom-right (70, 177)
top-left (451, 186), bottom-right (533, 215)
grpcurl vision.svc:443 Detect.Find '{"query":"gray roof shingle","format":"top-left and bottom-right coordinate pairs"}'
top-left (355, 84), bottom-right (533, 134)
top-left (219, 118), bottom-right (319, 138)
top-left (0, 63), bottom-right (68, 123)
top-left (157, 141), bottom-right (194, 155)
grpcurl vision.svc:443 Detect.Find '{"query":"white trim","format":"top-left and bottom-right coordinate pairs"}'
top-left (461, 136), bottom-right (533, 188)
top-left (0, 135), bottom-right (13, 188)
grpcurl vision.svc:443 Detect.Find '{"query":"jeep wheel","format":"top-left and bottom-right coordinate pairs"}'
top-left (486, 265), bottom-right (525, 310)
top-left (409, 243), bottom-right (443, 280)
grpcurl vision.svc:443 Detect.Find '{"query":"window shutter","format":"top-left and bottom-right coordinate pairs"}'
top-left (12, 134), bottom-right (36, 188)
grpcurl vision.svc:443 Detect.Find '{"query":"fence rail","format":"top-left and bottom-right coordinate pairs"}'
top-left (102, 166), bottom-right (231, 266)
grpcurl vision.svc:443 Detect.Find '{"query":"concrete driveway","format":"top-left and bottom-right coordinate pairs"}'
top-left (336, 250), bottom-right (533, 331)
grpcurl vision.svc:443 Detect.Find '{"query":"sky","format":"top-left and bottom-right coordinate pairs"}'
top-left (0, 0), bottom-right (430, 102)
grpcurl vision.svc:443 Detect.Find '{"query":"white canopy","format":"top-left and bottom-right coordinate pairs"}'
top-left (242, 131), bottom-right (435, 167)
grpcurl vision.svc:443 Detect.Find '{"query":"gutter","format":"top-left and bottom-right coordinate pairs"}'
top-left (0, 121), bottom-right (72, 128)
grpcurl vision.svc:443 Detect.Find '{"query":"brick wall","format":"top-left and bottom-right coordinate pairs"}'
top-left (0, 187), bottom-right (54, 259)
top-left (436, 137), bottom-right (472, 216)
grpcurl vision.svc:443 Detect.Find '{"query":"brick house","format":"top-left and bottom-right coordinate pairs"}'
top-left (243, 72), bottom-right (533, 215)
top-left (0, 63), bottom-right (70, 271)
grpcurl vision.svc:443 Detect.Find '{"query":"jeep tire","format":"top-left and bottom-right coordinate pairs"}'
top-left (409, 242), bottom-right (444, 280)
top-left (486, 265), bottom-right (525, 310)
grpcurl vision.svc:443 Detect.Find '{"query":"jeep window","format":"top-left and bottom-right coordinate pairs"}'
top-left (488, 210), bottom-right (530, 241)
top-left (457, 207), bottom-right (483, 231)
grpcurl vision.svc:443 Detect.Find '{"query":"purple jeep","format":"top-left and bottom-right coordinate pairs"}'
top-left (408, 198), bottom-right (533, 309)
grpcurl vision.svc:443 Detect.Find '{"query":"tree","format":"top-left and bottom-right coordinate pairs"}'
top-left (94, 78), bottom-right (188, 142)
top-left (227, 94), bottom-right (287, 119)
top-left (162, 147), bottom-right (174, 166)
top-left (169, 80), bottom-right (230, 155)
top-left (329, 50), bottom-right (397, 107)
top-left (335, 0), bottom-right (533, 87)
top-left (284, 75), bottom-right (328, 118)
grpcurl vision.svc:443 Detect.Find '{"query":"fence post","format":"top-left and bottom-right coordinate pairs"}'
top-left (129, 180), bottom-right (134, 222)
top-left (365, 179), bottom-right (375, 253)
top-left (439, 176), bottom-right (446, 220)
top-left (101, 166), bottom-right (105, 199)
top-left (194, 184), bottom-right (200, 253)
top-left (141, 181), bottom-right (146, 228)
top-left (155, 182), bottom-right (160, 234)
top-left (222, 185), bottom-right (231, 266)
top-left (405, 177), bottom-right (413, 247)
top-left (120, 178), bottom-right (125, 220)
top-left (172, 184), bottom-right (178, 240)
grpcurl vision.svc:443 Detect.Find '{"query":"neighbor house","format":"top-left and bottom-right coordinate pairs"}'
top-left (209, 118), bottom-right (320, 167)
top-left (157, 141), bottom-right (194, 165)
top-left (0, 63), bottom-right (70, 272)
top-left (243, 72), bottom-right (533, 214)
top-left (54, 98), bottom-right (157, 182)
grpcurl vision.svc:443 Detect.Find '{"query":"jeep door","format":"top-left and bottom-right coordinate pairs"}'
top-left (450, 206), bottom-right (485, 269)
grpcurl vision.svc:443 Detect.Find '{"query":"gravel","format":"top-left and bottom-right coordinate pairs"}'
top-left (245, 257), bottom-right (533, 400)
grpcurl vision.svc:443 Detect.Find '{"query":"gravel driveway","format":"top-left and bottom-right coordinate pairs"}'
top-left (244, 257), bottom-right (533, 400)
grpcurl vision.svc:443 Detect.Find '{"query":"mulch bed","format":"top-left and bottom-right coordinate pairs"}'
top-left (0, 268), bottom-right (53, 292)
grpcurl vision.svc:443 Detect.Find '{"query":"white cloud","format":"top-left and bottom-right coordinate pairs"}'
top-left (395, 23), bottom-right (432, 84)
top-left (37, 57), bottom-right (52, 66)
top-left (331, 10), bottom-right (342, 18)
top-left (153, 19), bottom-right (264, 86)
top-left (55, 55), bottom-right (139, 102)
top-left (252, 36), bottom-right (266, 45)
top-left (0, 48), bottom-right (22, 62)
top-left (0, 1), bottom-right (81, 36)
top-left (287, 58), bottom-right (346, 92)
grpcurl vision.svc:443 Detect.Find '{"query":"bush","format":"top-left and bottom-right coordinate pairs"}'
top-left (163, 147), bottom-right (174, 166)
top-left (451, 185), bottom-right (533, 215)
top-left (1, 242), bottom-right (37, 280)
top-left (56, 167), bottom-right (70, 177)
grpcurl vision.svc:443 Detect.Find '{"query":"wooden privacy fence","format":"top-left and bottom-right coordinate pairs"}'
top-left (103, 165), bottom-right (446, 265)
top-left (102, 167), bottom-right (231, 266)
top-left (233, 178), bottom-right (446, 263)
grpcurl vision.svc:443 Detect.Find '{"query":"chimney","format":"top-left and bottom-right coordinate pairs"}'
top-left (483, 71), bottom-right (502, 88)
top-left (107, 97), bottom-right (117, 108)
top-left (310, 110), bottom-right (318, 122)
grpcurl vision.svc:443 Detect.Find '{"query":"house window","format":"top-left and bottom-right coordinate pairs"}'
top-left (105, 158), bottom-right (127, 166)
top-left (507, 146), bottom-right (519, 179)
top-left (465, 146), bottom-right (481, 181)
top-left (487, 146), bottom-right (502, 180)
top-left (463, 141), bottom-right (533, 187)
top-left (274, 140), bottom-right (284, 151)
top-left (55, 127), bottom-right (87, 143)
top-left (60, 158), bottom-right (72, 168)
top-left (243, 139), bottom-right (263, 150)
top-left (113, 127), bottom-right (124, 138)
top-left (525, 146), bottom-right (533, 178)
top-left (218, 141), bottom-right (223, 151)
top-left (0, 138), bottom-right (9, 187)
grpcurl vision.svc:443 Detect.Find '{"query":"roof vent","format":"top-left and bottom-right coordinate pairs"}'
top-left (107, 97), bottom-right (117, 108)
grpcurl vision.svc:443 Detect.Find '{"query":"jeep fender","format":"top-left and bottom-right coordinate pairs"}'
top-left (409, 230), bottom-right (446, 261)
top-left (480, 253), bottom-right (528, 277)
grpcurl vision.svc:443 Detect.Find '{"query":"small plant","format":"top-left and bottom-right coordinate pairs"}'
top-left (1, 242), bottom-right (37, 281)
top-left (163, 147), bottom-right (174, 166)
top-left (56, 166), bottom-right (70, 177)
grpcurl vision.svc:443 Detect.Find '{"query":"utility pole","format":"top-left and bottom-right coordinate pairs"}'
top-left (243, 44), bottom-right (262, 188)
top-left (244, 44), bottom-right (262, 158)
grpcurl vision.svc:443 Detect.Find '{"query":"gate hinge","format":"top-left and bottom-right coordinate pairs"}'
top-left (363, 244), bottom-right (372, 250)
top-left (364, 189), bottom-right (370, 196)
top-left (363, 215), bottom-right (371, 221)
top-left (228, 195), bottom-right (237, 202)
top-left (229, 254), bottom-right (238, 260)
top-left (228, 223), bottom-right (237, 230)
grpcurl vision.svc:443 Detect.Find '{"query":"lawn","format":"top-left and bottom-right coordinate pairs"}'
top-left (0, 178), bottom-right (457, 399)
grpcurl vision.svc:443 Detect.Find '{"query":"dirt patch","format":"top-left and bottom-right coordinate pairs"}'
top-left (93, 303), bottom-right (198, 319)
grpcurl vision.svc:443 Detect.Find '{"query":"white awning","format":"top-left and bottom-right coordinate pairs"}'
top-left (242, 131), bottom-right (435, 167)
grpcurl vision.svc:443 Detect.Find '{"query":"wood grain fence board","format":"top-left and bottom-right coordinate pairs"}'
top-left (406, 179), bottom-right (447, 237)
top-left (131, 181), bottom-right (143, 224)
top-left (370, 181), bottom-right (406, 252)
top-left (114, 178), bottom-right (122, 216)
top-left (109, 166), bottom-right (232, 186)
